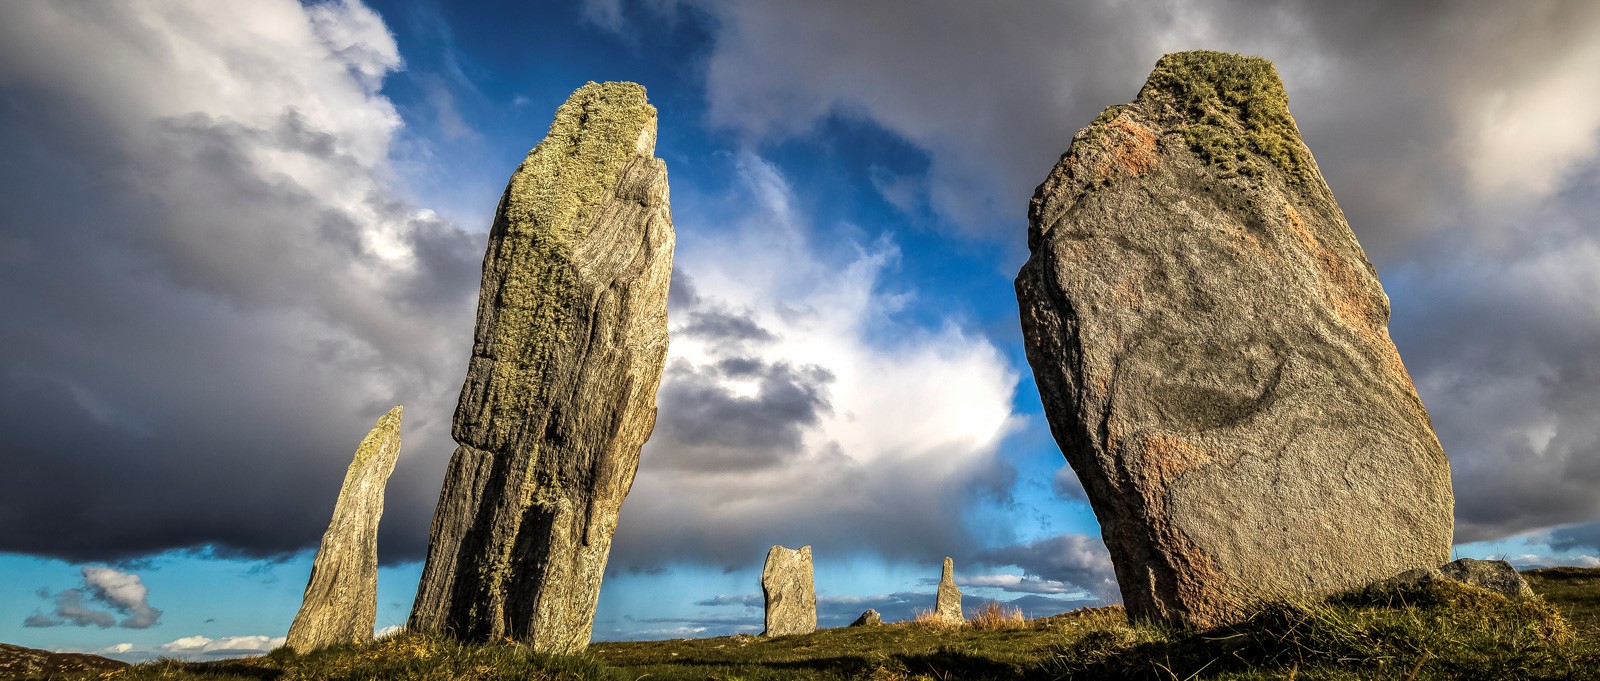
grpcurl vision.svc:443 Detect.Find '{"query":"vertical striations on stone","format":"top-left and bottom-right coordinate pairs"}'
top-left (935, 557), bottom-right (963, 623)
top-left (407, 81), bottom-right (675, 653)
top-left (286, 406), bottom-right (403, 652)
top-left (1014, 51), bottom-right (1453, 629)
top-left (761, 545), bottom-right (817, 636)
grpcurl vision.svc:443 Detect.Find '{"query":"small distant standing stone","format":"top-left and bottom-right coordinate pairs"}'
top-left (935, 557), bottom-right (963, 623)
top-left (849, 609), bottom-right (882, 627)
top-left (762, 545), bottom-right (816, 636)
top-left (286, 406), bottom-right (403, 652)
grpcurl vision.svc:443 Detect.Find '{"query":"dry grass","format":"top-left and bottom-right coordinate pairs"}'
top-left (968, 601), bottom-right (1026, 630)
top-left (908, 607), bottom-right (961, 630)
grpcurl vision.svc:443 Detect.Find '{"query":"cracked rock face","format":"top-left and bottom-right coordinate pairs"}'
top-left (408, 82), bottom-right (674, 653)
top-left (1015, 51), bottom-right (1453, 629)
top-left (762, 545), bottom-right (817, 636)
top-left (935, 557), bottom-right (963, 623)
top-left (286, 406), bottom-right (403, 652)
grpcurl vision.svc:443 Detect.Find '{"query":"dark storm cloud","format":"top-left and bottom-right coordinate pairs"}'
top-left (0, 1), bottom-right (475, 564)
top-left (1550, 522), bottom-right (1600, 553)
top-left (651, 358), bottom-right (833, 472)
top-left (977, 534), bottom-right (1119, 601)
top-left (595, 0), bottom-right (1600, 545)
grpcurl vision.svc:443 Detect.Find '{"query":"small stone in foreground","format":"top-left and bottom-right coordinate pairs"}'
top-left (849, 609), bottom-right (882, 627)
top-left (1384, 558), bottom-right (1533, 599)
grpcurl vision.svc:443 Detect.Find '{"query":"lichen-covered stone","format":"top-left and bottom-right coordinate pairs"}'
top-left (286, 406), bottom-right (403, 652)
top-left (1015, 50), bottom-right (1453, 629)
top-left (408, 82), bottom-right (674, 653)
top-left (762, 545), bottom-right (816, 636)
top-left (1385, 558), bottom-right (1534, 599)
top-left (935, 557), bottom-right (962, 623)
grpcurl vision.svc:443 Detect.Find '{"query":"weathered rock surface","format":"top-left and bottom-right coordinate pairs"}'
top-left (286, 406), bottom-right (403, 652)
top-left (408, 82), bottom-right (674, 653)
top-left (762, 545), bottom-right (817, 636)
top-left (850, 609), bottom-right (882, 627)
top-left (1015, 51), bottom-right (1453, 629)
top-left (1384, 558), bottom-right (1534, 599)
top-left (935, 557), bottom-right (963, 623)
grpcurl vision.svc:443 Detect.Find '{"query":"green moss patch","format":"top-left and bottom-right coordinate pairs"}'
top-left (481, 81), bottom-right (655, 447)
top-left (1138, 50), bottom-right (1313, 183)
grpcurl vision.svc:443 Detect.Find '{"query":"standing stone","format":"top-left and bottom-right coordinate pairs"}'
top-left (935, 557), bottom-right (963, 623)
top-left (1015, 51), bottom-right (1453, 629)
top-left (408, 82), bottom-right (674, 653)
top-left (762, 545), bottom-right (817, 636)
top-left (286, 406), bottom-right (403, 652)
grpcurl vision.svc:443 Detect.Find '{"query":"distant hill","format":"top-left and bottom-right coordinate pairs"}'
top-left (0, 642), bottom-right (125, 678)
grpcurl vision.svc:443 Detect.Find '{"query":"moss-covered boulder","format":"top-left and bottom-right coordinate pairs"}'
top-left (1015, 51), bottom-right (1453, 629)
top-left (408, 82), bottom-right (674, 653)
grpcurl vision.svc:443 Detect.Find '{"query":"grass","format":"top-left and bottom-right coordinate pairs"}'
top-left (28, 569), bottom-right (1600, 680)
top-left (1137, 50), bottom-right (1314, 183)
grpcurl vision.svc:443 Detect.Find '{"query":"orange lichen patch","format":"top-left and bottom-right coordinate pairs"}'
top-left (1284, 204), bottom-right (1382, 336)
top-left (1111, 276), bottom-right (1146, 309)
top-left (1140, 433), bottom-right (1212, 487)
top-left (1164, 532), bottom-right (1241, 628)
top-left (1088, 115), bottom-right (1160, 179)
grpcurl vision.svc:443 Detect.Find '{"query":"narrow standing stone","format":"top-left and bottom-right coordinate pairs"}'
top-left (286, 406), bottom-right (403, 652)
top-left (1014, 51), bottom-right (1453, 628)
top-left (935, 556), bottom-right (963, 623)
top-left (762, 545), bottom-right (816, 636)
top-left (408, 82), bottom-right (674, 653)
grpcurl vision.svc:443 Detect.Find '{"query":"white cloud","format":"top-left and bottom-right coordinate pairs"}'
top-left (97, 643), bottom-right (133, 655)
top-left (159, 634), bottom-right (287, 658)
top-left (611, 152), bottom-right (1021, 568)
top-left (81, 567), bottom-right (161, 629)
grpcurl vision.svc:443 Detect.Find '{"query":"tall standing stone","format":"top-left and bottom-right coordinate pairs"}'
top-left (1015, 51), bottom-right (1453, 629)
top-left (408, 82), bottom-right (674, 653)
top-left (286, 406), bottom-right (403, 652)
top-left (935, 557), bottom-right (962, 623)
top-left (762, 545), bottom-right (816, 636)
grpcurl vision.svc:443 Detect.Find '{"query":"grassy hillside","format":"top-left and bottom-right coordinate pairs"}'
top-left (18, 568), bottom-right (1600, 680)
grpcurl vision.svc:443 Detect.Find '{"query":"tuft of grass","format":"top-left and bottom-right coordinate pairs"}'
top-left (907, 607), bottom-right (960, 631)
top-left (1137, 50), bottom-right (1313, 183)
top-left (1052, 579), bottom-right (1593, 680)
top-left (969, 601), bottom-right (1026, 631)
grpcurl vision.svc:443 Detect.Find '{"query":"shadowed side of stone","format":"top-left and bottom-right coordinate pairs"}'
top-left (762, 545), bottom-right (816, 636)
top-left (408, 81), bottom-right (674, 653)
top-left (286, 406), bottom-right (403, 652)
top-left (935, 557), bottom-right (962, 623)
top-left (1015, 50), bottom-right (1453, 629)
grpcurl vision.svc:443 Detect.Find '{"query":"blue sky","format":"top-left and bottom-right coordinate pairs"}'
top-left (3, 0), bottom-right (1600, 662)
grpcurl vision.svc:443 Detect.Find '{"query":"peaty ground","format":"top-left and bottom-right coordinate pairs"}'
top-left (13, 568), bottom-right (1600, 680)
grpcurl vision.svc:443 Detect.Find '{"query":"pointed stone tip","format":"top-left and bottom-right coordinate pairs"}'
top-left (1142, 50), bottom-right (1284, 99)
top-left (1124, 49), bottom-right (1312, 182)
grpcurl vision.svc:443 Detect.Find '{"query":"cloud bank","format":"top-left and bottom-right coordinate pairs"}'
top-left (610, 153), bottom-right (1022, 570)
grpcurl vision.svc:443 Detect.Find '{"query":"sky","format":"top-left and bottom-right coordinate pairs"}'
top-left (1, 0), bottom-right (1599, 662)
